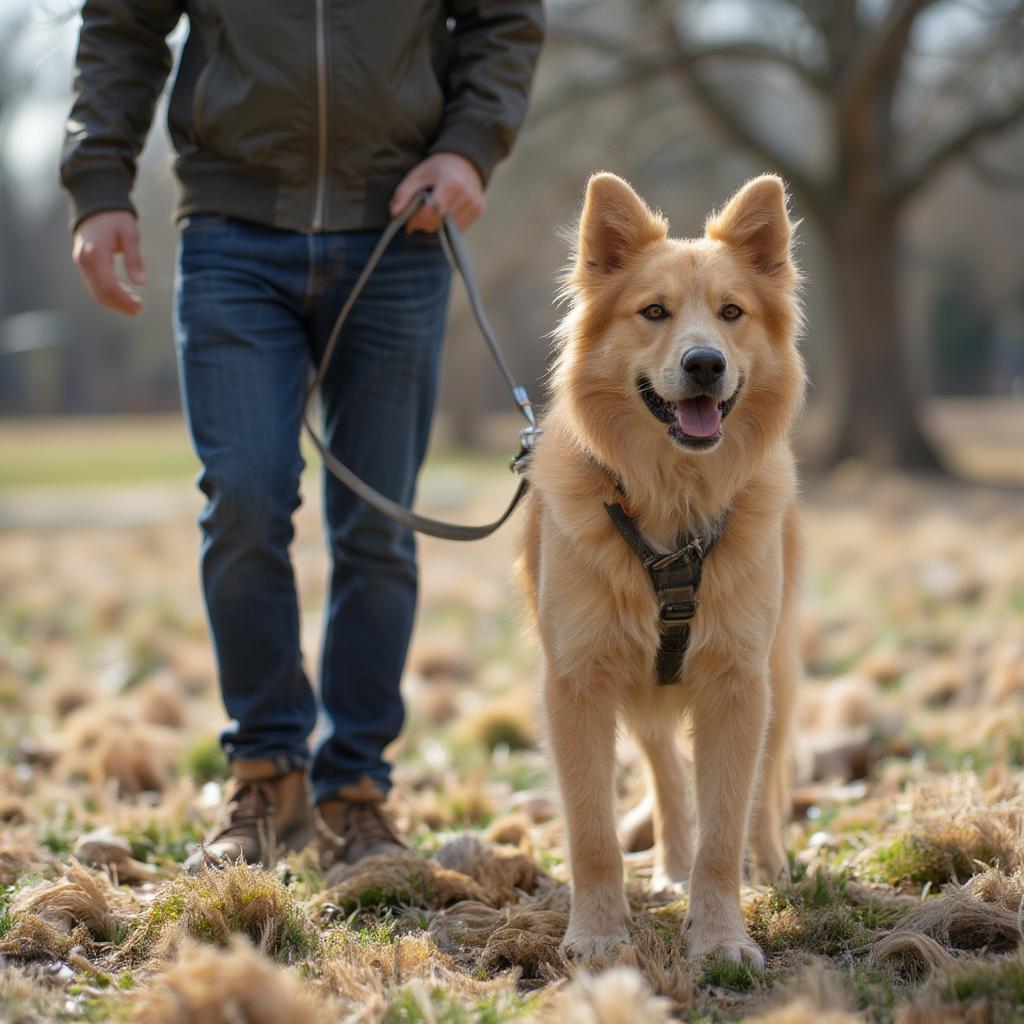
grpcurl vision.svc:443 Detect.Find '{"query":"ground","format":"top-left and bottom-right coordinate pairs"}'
top-left (1, 415), bottom-right (1024, 1023)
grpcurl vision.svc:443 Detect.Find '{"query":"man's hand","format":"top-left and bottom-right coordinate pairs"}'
top-left (72, 210), bottom-right (145, 316)
top-left (390, 152), bottom-right (484, 234)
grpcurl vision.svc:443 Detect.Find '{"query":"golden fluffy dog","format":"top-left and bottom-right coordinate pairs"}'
top-left (517, 173), bottom-right (805, 966)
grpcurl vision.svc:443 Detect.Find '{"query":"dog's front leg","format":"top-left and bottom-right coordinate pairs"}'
top-left (545, 673), bottom-right (629, 959)
top-left (687, 673), bottom-right (769, 969)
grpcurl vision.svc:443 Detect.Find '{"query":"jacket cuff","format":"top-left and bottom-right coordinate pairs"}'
top-left (429, 116), bottom-right (508, 186)
top-left (63, 166), bottom-right (137, 231)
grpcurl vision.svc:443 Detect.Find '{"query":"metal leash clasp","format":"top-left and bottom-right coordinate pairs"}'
top-left (512, 385), bottom-right (543, 475)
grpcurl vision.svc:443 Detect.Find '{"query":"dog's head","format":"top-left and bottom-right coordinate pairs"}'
top-left (555, 173), bottom-right (804, 475)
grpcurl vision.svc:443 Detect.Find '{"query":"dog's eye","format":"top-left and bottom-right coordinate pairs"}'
top-left (640, 304), bottom-right (669, 321)
top-left (720, 303), bottom-right (744, 322)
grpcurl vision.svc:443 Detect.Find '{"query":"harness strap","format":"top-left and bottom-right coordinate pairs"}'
top-left (605, 500), bottom-right (727, 685)
top-left (304, 191), bottom-right (538, 542)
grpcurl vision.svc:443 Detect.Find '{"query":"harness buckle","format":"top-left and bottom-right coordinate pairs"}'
top-left (659, 600), bottom-right (698, 623)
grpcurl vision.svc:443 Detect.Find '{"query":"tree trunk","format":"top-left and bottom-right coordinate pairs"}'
top-left (820, 208), bottom-right (946, 472)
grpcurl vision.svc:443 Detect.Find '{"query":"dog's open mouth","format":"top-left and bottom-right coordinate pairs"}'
top-left (637, 375), bottom-right (742, 450)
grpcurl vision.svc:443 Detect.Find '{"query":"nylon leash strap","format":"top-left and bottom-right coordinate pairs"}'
top-left (303, 191), bottom-right (540, 542)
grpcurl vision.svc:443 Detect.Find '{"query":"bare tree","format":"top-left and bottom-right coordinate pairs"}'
top-left (547, 0), bottom-right (1024, 470)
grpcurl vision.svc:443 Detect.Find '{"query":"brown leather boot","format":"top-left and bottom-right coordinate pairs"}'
top-left (315, 776), bottom-right (405, 868)
top-left (184, 759), bottom-right (314, 874)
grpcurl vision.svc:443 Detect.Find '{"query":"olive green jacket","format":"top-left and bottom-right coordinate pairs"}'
top-left (61, 1), bottom-right (544, 231)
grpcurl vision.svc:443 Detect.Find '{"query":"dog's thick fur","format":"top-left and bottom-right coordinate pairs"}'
top-left (517, 173), bottom-right (805, 967)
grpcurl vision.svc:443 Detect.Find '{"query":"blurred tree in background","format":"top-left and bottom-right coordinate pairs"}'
top-left (1, 0), bottom-right (1023, 476)
top-left (548, 0), bottom-right (1024, 470)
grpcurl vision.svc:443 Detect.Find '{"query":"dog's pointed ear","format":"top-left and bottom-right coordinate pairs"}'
top-left (577, 173), bottom-right (667, 274)
top-left (705, 175), bottom-right (793, 275)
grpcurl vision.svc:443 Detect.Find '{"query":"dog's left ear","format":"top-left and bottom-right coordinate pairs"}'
top-left (705, 175), bottom-right (793, 275)
top-left (577, 173), bottom-right (668, 275)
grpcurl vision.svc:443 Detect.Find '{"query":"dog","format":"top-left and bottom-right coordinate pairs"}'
top-left (517, 172), bottom-right (805, 967)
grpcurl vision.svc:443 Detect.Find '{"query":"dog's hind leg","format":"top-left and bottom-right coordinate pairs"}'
top-left (545, 672), bottom-right (630, 959)
top-left (634, 727), bottom-right (694, 892)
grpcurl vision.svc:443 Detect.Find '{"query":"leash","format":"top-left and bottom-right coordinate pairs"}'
top-left (304, 191), bottom-right (540, 541)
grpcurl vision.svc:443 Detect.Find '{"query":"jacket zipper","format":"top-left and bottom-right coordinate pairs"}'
top-left (312, 0), bottom-right (329, 231)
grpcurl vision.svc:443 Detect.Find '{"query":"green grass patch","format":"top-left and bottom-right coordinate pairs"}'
top-left (904, 953), bottom-right (1024, 1023)
top-left (747, 870), bottom-right (877, 956)
top-left (131, 863), bottom-right (320, 961)
top-left (699, 957), bottom-right (766, 992)
top-left (382, 987), bottom-right (536, 1024)
top-left (127, 819), bottom-right (205, 867)
top-left (179, 735), bottom-right (230, 784)
top-left (862, 833), bottom-right (993, 887)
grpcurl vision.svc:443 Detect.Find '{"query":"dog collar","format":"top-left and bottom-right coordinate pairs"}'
top-left (604, 499), bottom-right (728, 686)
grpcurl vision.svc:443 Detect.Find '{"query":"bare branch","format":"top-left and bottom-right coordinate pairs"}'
top-left (841, 0), bottom-right (946, 105)
top-left (687, 42), bottom-right (830, 93)
top-left (550, 17), bottom-right (829, 94)
top-left (965, 148), bottom-right (1024, 189)
top-left (528, 49), bottom-right (679, 124)
top-left (892, 94), bottom-right (1024, 203)
top-left (654, 3), bottom-right (828, 218)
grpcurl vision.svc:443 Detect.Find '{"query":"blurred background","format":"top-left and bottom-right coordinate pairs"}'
top-left (2, 0), bottom-right (1023, 477)
top-left (1, 5), bottom-right (1024, 1019)
top-left (2, 0), bottom-right (1024, 807)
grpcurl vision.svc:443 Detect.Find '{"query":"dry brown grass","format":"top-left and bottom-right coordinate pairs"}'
top-left (131, 937), bottom-right (328, 1024)
top-left (434, 833), bottom-right (540, 904)
top-left (542, 967), bottom-right (673, 1024)
top-left (319, 844), bottom-right (541, 917)
top-left (0, 964), bottom-right (66, 1023)
top-left (308, 932), bottom-right (523, 1023)
top-left (57, 701), bottom-right (181, 795)
top-left (869, 931), bottom-right (957, 980)
top-left (858, 777), bottom-right (1024, 886)
top-left (890, 868), bottom-right (1024, 952)
top-left (744, 1002), bottom-right (864, 1024)
top-left (429, 887), bottom-right (571, 978)
top-left (9, 859), bottom-right (137, 941)
top-left (0, 831), bottom-right (52, 885)
top-left (3, 452), bottom-right (1024, 1021)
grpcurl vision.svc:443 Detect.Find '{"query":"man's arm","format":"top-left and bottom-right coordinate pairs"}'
top-left (391, 0), bottom-right (544, 234)
top-left (62, 0), bottom-right (182, 314)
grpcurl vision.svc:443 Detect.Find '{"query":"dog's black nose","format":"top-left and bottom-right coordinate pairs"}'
top-left (682, 347), bottom-right (726, 389)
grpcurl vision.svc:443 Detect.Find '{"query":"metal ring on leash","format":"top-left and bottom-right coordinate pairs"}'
top-left (303, 191), bottom-right (539, 542)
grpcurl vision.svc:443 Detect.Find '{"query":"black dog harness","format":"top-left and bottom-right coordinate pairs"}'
top-left (605, 499), bottom-right (728, 686)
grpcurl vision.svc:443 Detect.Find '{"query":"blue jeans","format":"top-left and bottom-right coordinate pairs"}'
top-left (174, 214), bottom-right (451, 802)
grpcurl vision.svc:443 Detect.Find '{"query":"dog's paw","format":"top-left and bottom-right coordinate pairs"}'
top-left (561, 928), bottom-right (630, 962)
top-left (651, 868), bottom-right (689, 896)
top-left (688, 929), bottom-right (764, 970)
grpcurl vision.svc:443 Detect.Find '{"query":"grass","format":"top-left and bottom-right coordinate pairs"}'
top-left (179, 734), bottom-right (230, 784)
top-left (3, 424), bottom-right (1024, 1021)
top-left (132, 864), bottom-right (320, 961)
top-left (382, 989), bottom-right (537, 1024)
top-left (699, 959), bottom-right (766, 992)
top-left (0, 416), bottom-right (199, 488)
top-left (747, 871), bottom-right (879, 957)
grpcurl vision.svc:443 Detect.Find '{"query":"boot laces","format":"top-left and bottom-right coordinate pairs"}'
top-left (211, 779), bottom-right (276, 842)
top-left (332, 800), bottom-right (401, 849)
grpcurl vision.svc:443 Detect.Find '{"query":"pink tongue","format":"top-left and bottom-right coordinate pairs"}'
top-left (676, 396), bottom-right (722, 438)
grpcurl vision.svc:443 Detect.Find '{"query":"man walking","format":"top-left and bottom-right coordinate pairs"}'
top-left (62, 1), bottom-right (543, 871)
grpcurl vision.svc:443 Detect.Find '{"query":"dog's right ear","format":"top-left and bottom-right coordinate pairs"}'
top-left (577, 173), bottom-right (667, 275)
